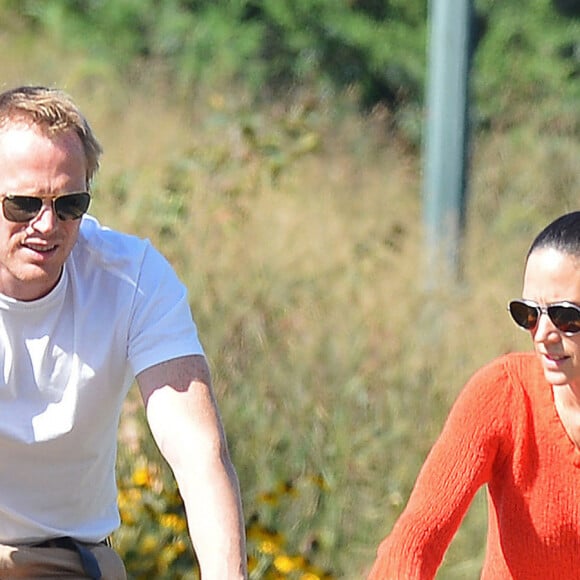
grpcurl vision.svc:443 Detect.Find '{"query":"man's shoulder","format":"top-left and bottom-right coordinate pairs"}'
top-left (72, 215), bottom-right (183, 296)
top-left (71, 215), bottom-right (156, 287)
top-left (77, 214), bottom-right (149, 258)
top-left (73, 216), bottom-right (152, 267)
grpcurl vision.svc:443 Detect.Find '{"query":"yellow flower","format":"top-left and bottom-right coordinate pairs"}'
top-left (117, 495), bottom-right (128, 514)
top-left (247, 554), bottom-right (258, 571)
top-left (139, 534), bottom-right (158, 554)
top-left (159, 513), bottom-right (187, 533)
top-left (258, 540), bottom-right (280, 555)
top-left (173, 539), bottom-right (188, 555)
top-left (119, 510), bottom-right (135, 526)
top-left (157, 545), bottom-right (179, 571)
top-left (276, 480), bottom-right (298, 497)
top-left (273, 554), bottom-right (295, 573)
top-left (257, 491), bottom-right (279, 505)
top-left (310, 474), bottom-right (330, 491)
top-left (274, 554), bottom-right (307, 573)
top-left (132, 467), bottom-right (151, 487)
top-left (247, 522), bottom-right (284, 545)
top-left (117, 488), bottom-right (140, 509)
top-left (166, 490), bottom-right (183, 509)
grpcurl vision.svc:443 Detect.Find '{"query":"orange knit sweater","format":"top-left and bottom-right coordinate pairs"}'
top-left (368, 352), bottom-right (580, 580)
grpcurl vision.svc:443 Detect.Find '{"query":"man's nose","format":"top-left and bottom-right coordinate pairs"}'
top-left (30, 202), bottom-right (57, 232)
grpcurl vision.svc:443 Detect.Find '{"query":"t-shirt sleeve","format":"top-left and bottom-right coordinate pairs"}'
top-left (368, 356), bottom-right (520, 580)
top-left (127, 242), bottom-right (205, 376)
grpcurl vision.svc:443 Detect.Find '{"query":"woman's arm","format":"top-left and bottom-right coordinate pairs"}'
top-left (368, 359), bottom-right (515, 579)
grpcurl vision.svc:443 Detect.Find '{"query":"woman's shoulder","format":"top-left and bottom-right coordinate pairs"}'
top-left (454, 352), bottom-right (540, 410)
top-left (474, 351), bottom-right (540, 383)
top-left (457, 352), bottom-right (543, 421)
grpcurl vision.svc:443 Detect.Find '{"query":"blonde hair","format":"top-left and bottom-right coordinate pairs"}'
top-left (0, 86), bottom-right (103, 185)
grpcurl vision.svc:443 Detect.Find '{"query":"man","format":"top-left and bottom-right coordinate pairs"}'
top-left (0, 85), bottom-right (247, 579)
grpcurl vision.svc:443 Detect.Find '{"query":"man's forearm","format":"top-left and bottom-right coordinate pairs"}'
top-left (181, 456), bottom-right (248, 579)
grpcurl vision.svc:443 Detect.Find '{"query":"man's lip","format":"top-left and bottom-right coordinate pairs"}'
top-left (22, 241), bottom-right (59, 253)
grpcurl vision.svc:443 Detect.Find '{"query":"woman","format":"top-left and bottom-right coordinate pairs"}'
top-left (368, 211), bottom-right (580, 579)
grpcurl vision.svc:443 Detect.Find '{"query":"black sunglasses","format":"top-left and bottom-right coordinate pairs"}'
top-left (1, 192), bottom-right (91, 223)
top-left (508, 299), bottom-right (580, 334)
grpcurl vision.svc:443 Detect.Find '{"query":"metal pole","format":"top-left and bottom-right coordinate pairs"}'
top-left (423, 0), bottom-right (473, 285)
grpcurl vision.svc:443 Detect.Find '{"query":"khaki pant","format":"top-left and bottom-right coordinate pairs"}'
top-left (0, 541), bottom-right (127, 579)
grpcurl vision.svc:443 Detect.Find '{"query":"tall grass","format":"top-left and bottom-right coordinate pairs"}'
top-left (2, 29), bottom-right (579, 578)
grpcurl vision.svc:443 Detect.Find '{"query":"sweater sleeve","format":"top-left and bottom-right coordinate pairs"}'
top-left (368, 356), bottom-right (518, 579)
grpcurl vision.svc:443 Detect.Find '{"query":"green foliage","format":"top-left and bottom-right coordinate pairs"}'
top-left (3, 0), bottom-right (427, 107)
top-left (7, 0), bottom-right (260, 83)
top-left (5, 0), bottom-right (150, 61)
top-left (4, 0), bottom-right (579, 132)
top-left (116, 460), bottom-right (196, 579)
top-left (116, 395), bottom-right (338, 579)
top-left (246, 475), bottom-right (336, 579)
top-left (474, 0), bottom-right (580, 126)
top-left (241, 0), bottom-right (427, 106)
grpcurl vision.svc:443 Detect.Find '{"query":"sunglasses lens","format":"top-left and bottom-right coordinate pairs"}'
top-left (548, 305), bottom-right (580, 334)
top-left (2, 192), bottom-right (91, 222)
top-left (509, 301), bottom-right (538, 330)
top-left (2, 196), bottom-right (43, 222)
top-left (54, 192), bottom-right (91, 220)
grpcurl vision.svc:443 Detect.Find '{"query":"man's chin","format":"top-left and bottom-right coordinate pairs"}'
top-left (3, 266), bottom-right (63, 300)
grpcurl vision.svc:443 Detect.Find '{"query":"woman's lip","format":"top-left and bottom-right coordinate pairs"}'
top-left (542, 353), bottom-right (569, 366)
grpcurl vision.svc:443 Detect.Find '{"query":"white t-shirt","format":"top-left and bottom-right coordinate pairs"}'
top-left (0, 215), bottom-right (204, 543)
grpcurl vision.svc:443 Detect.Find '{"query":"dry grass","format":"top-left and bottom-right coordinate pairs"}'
top-left (2, 25), bottom-right (579, 578)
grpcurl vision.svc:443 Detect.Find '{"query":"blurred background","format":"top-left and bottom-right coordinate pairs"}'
top-left (1, 0), bottom-right (578, 577)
